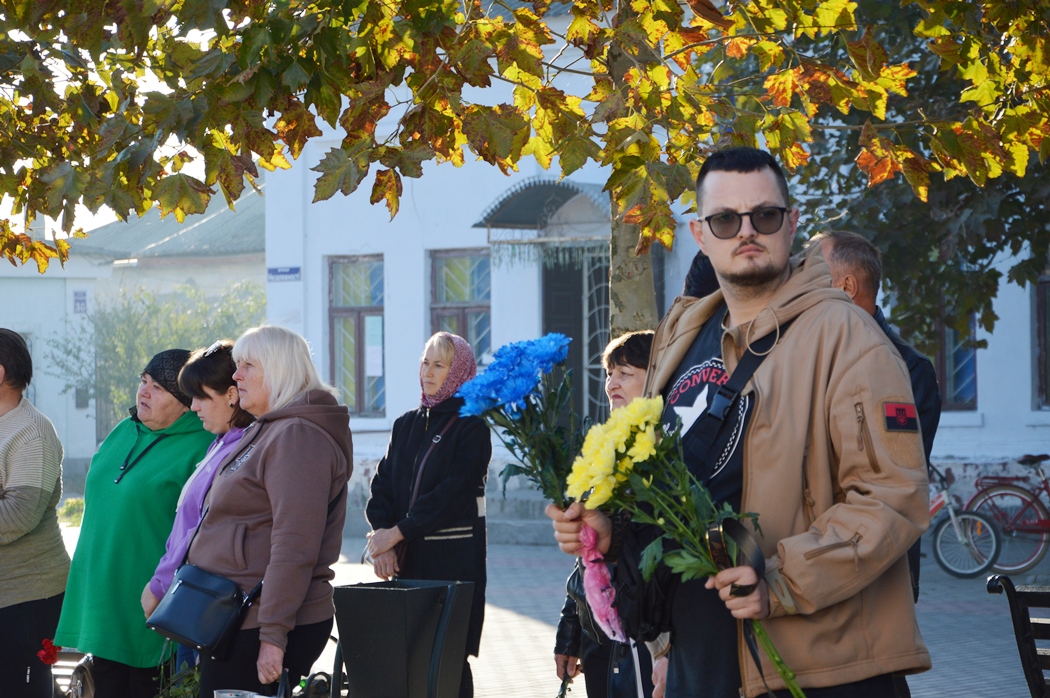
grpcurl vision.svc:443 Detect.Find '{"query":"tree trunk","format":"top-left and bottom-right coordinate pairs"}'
top-left (607, 6), bottom-right (660, 338)
top-left (609, 218), bottom-right (659, 336)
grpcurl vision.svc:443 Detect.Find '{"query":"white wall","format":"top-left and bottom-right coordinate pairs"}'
top-left (931, 269), bottom-right (1049, 462)
top-left (0, 257), bottom-right (110, 473)
top-left (268, 143), bottom-right (560, 431)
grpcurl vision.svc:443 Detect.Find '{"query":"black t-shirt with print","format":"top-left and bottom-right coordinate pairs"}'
top-left (661, 303), bottom-right (750, 512)
top-left (659, 303), bottom-right (750, 698)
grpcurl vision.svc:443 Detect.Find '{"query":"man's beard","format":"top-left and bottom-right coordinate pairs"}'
top-left (721, 261), bottom-right (785, 289)
top-left (722, 252), bottom-right (789, 291)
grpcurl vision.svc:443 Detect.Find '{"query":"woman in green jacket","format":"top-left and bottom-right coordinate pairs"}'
top-left (54, 349), bottom-right (214, 698)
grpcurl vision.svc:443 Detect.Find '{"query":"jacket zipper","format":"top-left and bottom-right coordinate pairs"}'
top-left (854, 403), bottom-right (881, 474)
top-left (803, 532), bottom-right (862, 568)
top-left (801, 450), bottom-right (816, 528)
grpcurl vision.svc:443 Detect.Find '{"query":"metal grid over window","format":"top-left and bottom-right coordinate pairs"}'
top-left (431, 250), bottom-right (491, 361)
top-left (329, 256), bottom-right (385, 416)
top-left (583, 249), bottom-right (610, 423)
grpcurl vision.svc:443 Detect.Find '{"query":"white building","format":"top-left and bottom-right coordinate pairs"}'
top-left (0, 257), bottom-right (109, 483)
top-left (0, 183), bottom-right (266, 494)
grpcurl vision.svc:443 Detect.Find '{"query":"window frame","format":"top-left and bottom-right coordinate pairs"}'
top-left (935, 314), bottom-right (978, 412)
top-left (328, 255), bottom-right (385, 417)
top-left (429, 248), bottom-right (492, 360)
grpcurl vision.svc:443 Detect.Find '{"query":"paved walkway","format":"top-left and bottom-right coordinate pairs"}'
top-left (58, 527), bottom-right (1042, 696)
top-left (329, 534), bottom-right (1042, 697)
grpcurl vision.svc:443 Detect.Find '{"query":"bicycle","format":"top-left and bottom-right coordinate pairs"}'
top-left (928, 463), bottom-right (1001, 578)
top-left (966, 453), bottom-right (1050, 574)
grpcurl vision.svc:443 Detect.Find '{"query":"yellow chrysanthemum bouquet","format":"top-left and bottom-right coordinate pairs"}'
top-left (566, 396), bottom-right (805, 698)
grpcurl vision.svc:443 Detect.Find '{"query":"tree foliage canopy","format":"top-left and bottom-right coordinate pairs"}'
top-left (1, 0), bottom-right (1047, 337)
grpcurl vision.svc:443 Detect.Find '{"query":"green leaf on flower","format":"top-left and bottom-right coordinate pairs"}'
top-left (640, 536), bottom-right (664, 582)
top-left (691, 482), bottom-right (714, 523)
top-left (663, 549), bottom-right (717, 581)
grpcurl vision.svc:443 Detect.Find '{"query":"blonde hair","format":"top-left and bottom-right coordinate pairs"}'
top-left (421, 332), bottom-right (456, 363)
top-left (233, 326), bottom-right (338, 412)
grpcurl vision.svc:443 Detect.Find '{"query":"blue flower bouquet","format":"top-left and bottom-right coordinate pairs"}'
top-left (457, 333), bottom-right (578, 508)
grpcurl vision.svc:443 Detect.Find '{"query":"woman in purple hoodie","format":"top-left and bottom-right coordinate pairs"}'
top-left (140, 340), bottom-right (254, 667)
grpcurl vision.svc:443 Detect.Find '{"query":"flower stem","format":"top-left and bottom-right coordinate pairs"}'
top-left (556, 672), bottom-right (571, 698)
top-left (750, 619), bottom-right (806, 698)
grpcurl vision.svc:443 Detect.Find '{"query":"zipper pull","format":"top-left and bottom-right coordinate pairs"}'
top-left (850, 533), bottom-right (861, 569)
top-left (855, 404), bottom-right (865, 451)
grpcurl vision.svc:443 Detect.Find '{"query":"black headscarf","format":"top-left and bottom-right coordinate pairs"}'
top-left (141, 349), bottom-right (192, 407)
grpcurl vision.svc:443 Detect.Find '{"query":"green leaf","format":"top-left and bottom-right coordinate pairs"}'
top-left (959, 79), bottom-right (1000, 108)
top-left (153, 173), bottom-right (212, 223)
top-left (751, 40), bottom-right (786, 72)
top-left (462, 104), bottom-right (529, 164)
top-left (814, 0), bottom-right (857, 33)
top-left (310, 146), bottom-right (369, 202)
top-left (662, 549), bottom-right (715, 581)
top-left (281, 57), bottom-right (313, 91)
top-left (640, 536), bottom-right (664, 582)
top-left (558, 135), bottom-right (600, 177)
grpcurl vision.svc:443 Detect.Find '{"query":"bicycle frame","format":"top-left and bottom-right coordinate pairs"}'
top-left (969, 464), bottom-right (1050, 534)
top-left (930, 467), bottom-right (973, 532)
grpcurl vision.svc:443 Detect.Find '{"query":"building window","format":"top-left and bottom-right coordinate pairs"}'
top-left (329, 256), bottom-right (385, 416)
top-left (431, 250), bottom-right (491, 360)
top-left (936, 315), bottom-right (977, 411)
top-left (1037, 278), bottom-right (1050, 408)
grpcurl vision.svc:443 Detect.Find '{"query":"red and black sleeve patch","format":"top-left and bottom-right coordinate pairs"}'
top-left (884, 402), bottom-right (919, 432)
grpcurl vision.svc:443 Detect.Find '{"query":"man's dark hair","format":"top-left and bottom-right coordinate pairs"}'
top-left (179, 340), bottom-right (255, 429)
top-left (695, 147), bottom-right (790, 211)
top-left (0, 328), bottom-right (32, 391)
top-left (602, 331), bottom-right (654, 371)
top-left (821, 230), bottom-right (883, 298)
top-left (683, 251), bottom-right (720, 298)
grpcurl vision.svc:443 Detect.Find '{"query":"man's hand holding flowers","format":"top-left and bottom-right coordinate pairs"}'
top-left (707, 567), bottom-right (769, 620)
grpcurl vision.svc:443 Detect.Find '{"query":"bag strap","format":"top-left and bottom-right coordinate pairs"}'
top-left (409, 415), bottom-right (459, 507)
top-left (683, 317), bottom-right (795, 465)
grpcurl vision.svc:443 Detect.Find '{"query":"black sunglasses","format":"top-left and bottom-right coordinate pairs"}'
top-left (701, 206), bottom-right (789, 239)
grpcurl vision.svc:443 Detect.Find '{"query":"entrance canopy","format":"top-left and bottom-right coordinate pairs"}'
top-left (472, 176), bottom-right (609, 241)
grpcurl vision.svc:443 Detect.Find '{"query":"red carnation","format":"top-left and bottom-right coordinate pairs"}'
top-left (37, 639), bottom-right (59, 665)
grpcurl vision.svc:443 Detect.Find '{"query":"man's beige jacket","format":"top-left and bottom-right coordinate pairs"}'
top-left (643, 244), bottom-right (931, 696)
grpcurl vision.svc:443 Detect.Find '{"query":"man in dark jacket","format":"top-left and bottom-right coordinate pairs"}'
top-left (817, 231), bottom-right (941, 463)
top-left (818, 230), bottom-right (941, 639)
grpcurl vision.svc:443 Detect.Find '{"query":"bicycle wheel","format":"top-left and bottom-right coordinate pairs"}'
top-left (967, 485), bottom-right (1050, 573)
top-left (931, 511), bottom-right (1001, 578)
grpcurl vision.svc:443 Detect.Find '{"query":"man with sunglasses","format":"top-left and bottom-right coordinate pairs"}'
top-left (549, 147), bottom-right (930, 697)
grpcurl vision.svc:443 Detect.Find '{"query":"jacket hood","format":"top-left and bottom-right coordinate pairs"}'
top-left (257, 389), bottom-right (352, 462)
top-left (721, 241), bottom-right (848, 353)
top-left (645, 243), bottom-right (854, 393)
